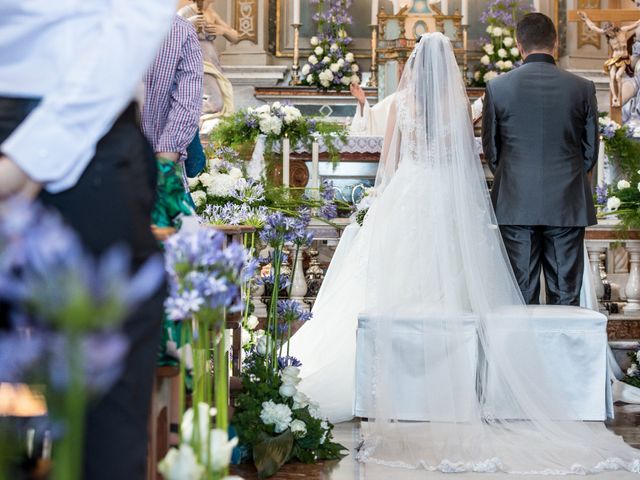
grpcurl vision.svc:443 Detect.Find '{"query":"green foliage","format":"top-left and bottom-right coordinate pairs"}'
top-left (253, 431), bottom-right (295, 479)
top-left (233, 353), bottom-right (347, 478)
top-left (605, 127), bottom-right (640, 179)
top-left (355, 208), bottom-right (368, 226)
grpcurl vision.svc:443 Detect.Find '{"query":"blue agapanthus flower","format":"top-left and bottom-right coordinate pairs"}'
top-left (277, 299), bottom-right (313, 323)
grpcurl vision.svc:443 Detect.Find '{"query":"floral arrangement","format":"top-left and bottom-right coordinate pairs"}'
top-left (160, 227), bottom-right (255, 479)
top-left (232, 212), bottom-right (346, 478)
top-left (472, 0), bottom-right (533, 86)
top-left (211, 102), bottom-right (346, 164)
top-left (594, 117), bottom-right (640, 230)
top-left (300, 0), bottom-right (359, 92)
top-left (624, 344), bottom-right (640, 388)
top-left (0, 201), bottom-right (164, 480)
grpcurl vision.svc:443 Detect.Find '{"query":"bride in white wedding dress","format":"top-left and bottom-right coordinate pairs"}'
top-left (290, 32), bottom-right (640, 473)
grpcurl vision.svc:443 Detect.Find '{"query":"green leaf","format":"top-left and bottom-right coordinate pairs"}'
top-left (253, 430), bottom-right (294, 479)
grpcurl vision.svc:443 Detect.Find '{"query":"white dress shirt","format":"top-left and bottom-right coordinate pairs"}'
top-left (0, 1), bottom-right (176, 193)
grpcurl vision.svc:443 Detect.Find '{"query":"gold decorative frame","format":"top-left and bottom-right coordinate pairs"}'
top-left (234, 0), bottom-right (259, 44)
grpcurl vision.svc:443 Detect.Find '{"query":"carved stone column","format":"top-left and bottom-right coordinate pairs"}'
top-left (587, 243), bottom-right (607, 301)
top-left (624, 242), bottom-right (640, 315)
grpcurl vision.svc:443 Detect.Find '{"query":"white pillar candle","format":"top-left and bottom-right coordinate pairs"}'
top-left (533, 0), bottom-right (541, 11)
top-left (293, 0), bottom-right (300, 24)
top-left (311, 141), bottom-right (320, 196)
top-left (283, 137), bottom-right (290, 188)
top-left (441, 0), bottom-right (449, 15)
top-left (461, 0), bottom-right (469, 25)
top-left (597, 137), bottom-right (605, 187)
top-left (371, 0), bottom-right (379, 24)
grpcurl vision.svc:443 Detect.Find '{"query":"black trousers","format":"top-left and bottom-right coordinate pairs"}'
top-left (0, 97), bottom-right (165, 479)
top-left (500, 225), bottom-right (585, 306)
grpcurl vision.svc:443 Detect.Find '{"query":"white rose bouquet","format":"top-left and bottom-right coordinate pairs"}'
top-left (300, 0), bottom-right (359, 92)
top-left (472, 0), bottom-right (533, 86)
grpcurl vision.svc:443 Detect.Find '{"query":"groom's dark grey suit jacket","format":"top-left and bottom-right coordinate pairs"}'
top-left (482, 53), bottom-right (599, 227)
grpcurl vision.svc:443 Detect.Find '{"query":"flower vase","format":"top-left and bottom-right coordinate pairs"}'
top-left (290, 249), bottom-right (308, 309)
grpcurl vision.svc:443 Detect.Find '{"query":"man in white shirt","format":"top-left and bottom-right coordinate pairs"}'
top-left (0, 2), bottom-right (176, 478)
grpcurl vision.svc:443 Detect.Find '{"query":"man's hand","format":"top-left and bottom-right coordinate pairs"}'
top-left (157, 152), bottom-right (180, 162)
top-left (0, 156), bottom-right (41, 200)
top-left (350, 83), bottom-right (366, 111)
top-left (189, 14), bottom-right (206, 32)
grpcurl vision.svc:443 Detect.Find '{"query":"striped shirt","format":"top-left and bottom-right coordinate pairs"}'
top-left (142, 15), bottom-right (203, 160)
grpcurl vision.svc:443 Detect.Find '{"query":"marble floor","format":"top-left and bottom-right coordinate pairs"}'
top-left (231, 404), bottom-right (640, 480)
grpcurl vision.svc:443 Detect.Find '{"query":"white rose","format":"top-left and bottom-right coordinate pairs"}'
top-left (306, 74), bottom-right (314, 83)
top-left (229, 167), bottom-right (243, 179)
top-left (207, 429), bottom-right (238, 471)
top-left (308, 55), bottom-right (318, 65)
top-left (290, 419), bottom-right (308, 438)
top-left (483, 44), bottom-right (494, 55)
top-left (341, 76), bottom-right (351, 85)
top-left (503, 37), bottom-right (514, 47)
top-left (158, 445), bottom-right (204, 480)
top-left (258, 116), bottom-right (282, 136)
top-left (330, 62), bottom-right (340, 73)
top-left (618, 180), bottom-right (631, 189)
top-left (188, 177), bottom-right (200, 189)
top-left (322, 56), bottom-right (330, 63)
top-left (246, 314), bottom-right (259, 330)
top-left (191, 190), bottom-right (207, 208)
top-left (256, 334), bottom-right (267, 355)
top-left (503, 60), bottom-right (513, 70)
top-left (260, 400), bottom-right (293, 433)
top-left (198, 172), bottom-right (215, 188)
top-left (279, 383), bottom-right (297, 397)
top-left (292, 391), bottom-right (310, 409)
top-left (307, 401), bottom-right (322, 419)
top-left (480, 55), bottom-right (490, 66)
top-left (350, 74), bottom-right (360, 84)
top-left (330, 43), bottom-right (339, 52)
top-left (255, 105), bottom-right (270, 115)
top-left (483, 71), bottom-right (498, 82)
top-left (314, 46), bottom-right (323, 56)
top-left (498, 48), bottom-right (508, 58)
top-left (474, 71), bottom-right (481, 81)
top-left (607, 196), bottom-right (621, 211)
top-left (486, 25), bottom-right (494, 34)
top-left (301, 64), bottom-right (310, 76)
top-left (495, 60), bottom-right (505, 70)
top-left (351, 63), bottom-right (359, 72)
top-left (241, 328), bottom-right (251, 347)
top-left (345, 52), bottom-right (355, 62)
top-left (337, 58), bottom-right (345, 67)
top-left (492, 27), bottom-right (503, 37)
top-left (511, 47), bottom-right (520, 57)
top-left (310, 36), bottom-right (319, 46)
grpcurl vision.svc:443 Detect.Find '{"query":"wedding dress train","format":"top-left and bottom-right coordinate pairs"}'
top-left (290, 32), bottom-right (640, 474)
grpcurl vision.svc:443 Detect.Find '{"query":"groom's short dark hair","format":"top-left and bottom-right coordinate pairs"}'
top-left (516, 13), bottom-right (557, 53)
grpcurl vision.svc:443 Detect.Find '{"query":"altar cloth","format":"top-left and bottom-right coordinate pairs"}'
top-left (355, 311), bottom-right (480, 421)
top-left (484, 305), bottom-right (611, 421)
top-left (355, 306), bottom-right (611, 422)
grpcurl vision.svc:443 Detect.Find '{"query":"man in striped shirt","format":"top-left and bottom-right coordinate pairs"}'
top-left (142, 14), bottom-right (203, 167)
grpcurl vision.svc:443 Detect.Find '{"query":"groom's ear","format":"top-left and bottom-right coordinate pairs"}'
top-left (517, 43), bottom-right (527, 60)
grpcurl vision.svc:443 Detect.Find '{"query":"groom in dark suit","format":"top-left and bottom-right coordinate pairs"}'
top-left (482, 13), bottom-right (599, 306)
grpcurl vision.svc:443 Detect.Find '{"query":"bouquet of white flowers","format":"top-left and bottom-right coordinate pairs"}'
top-left (472, 0), bottom-right (533, 86)
top-left (301, 0), bottom-right (359, 92)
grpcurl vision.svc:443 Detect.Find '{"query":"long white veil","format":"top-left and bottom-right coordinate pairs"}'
top-left (357, 32), bottom-right (640, 474)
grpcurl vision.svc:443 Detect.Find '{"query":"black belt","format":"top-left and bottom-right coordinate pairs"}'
top-left (0, 96), bottom-right (138, 126)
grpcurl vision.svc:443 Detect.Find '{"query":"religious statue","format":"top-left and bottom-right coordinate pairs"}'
top-left (578, 11), bottom-right (640, 107)
top-left (178, 0), bottom-right (239, 130)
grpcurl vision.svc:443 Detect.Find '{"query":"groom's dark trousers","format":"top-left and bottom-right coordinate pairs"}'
top-left (482, 53), bottom-right (599, 306)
